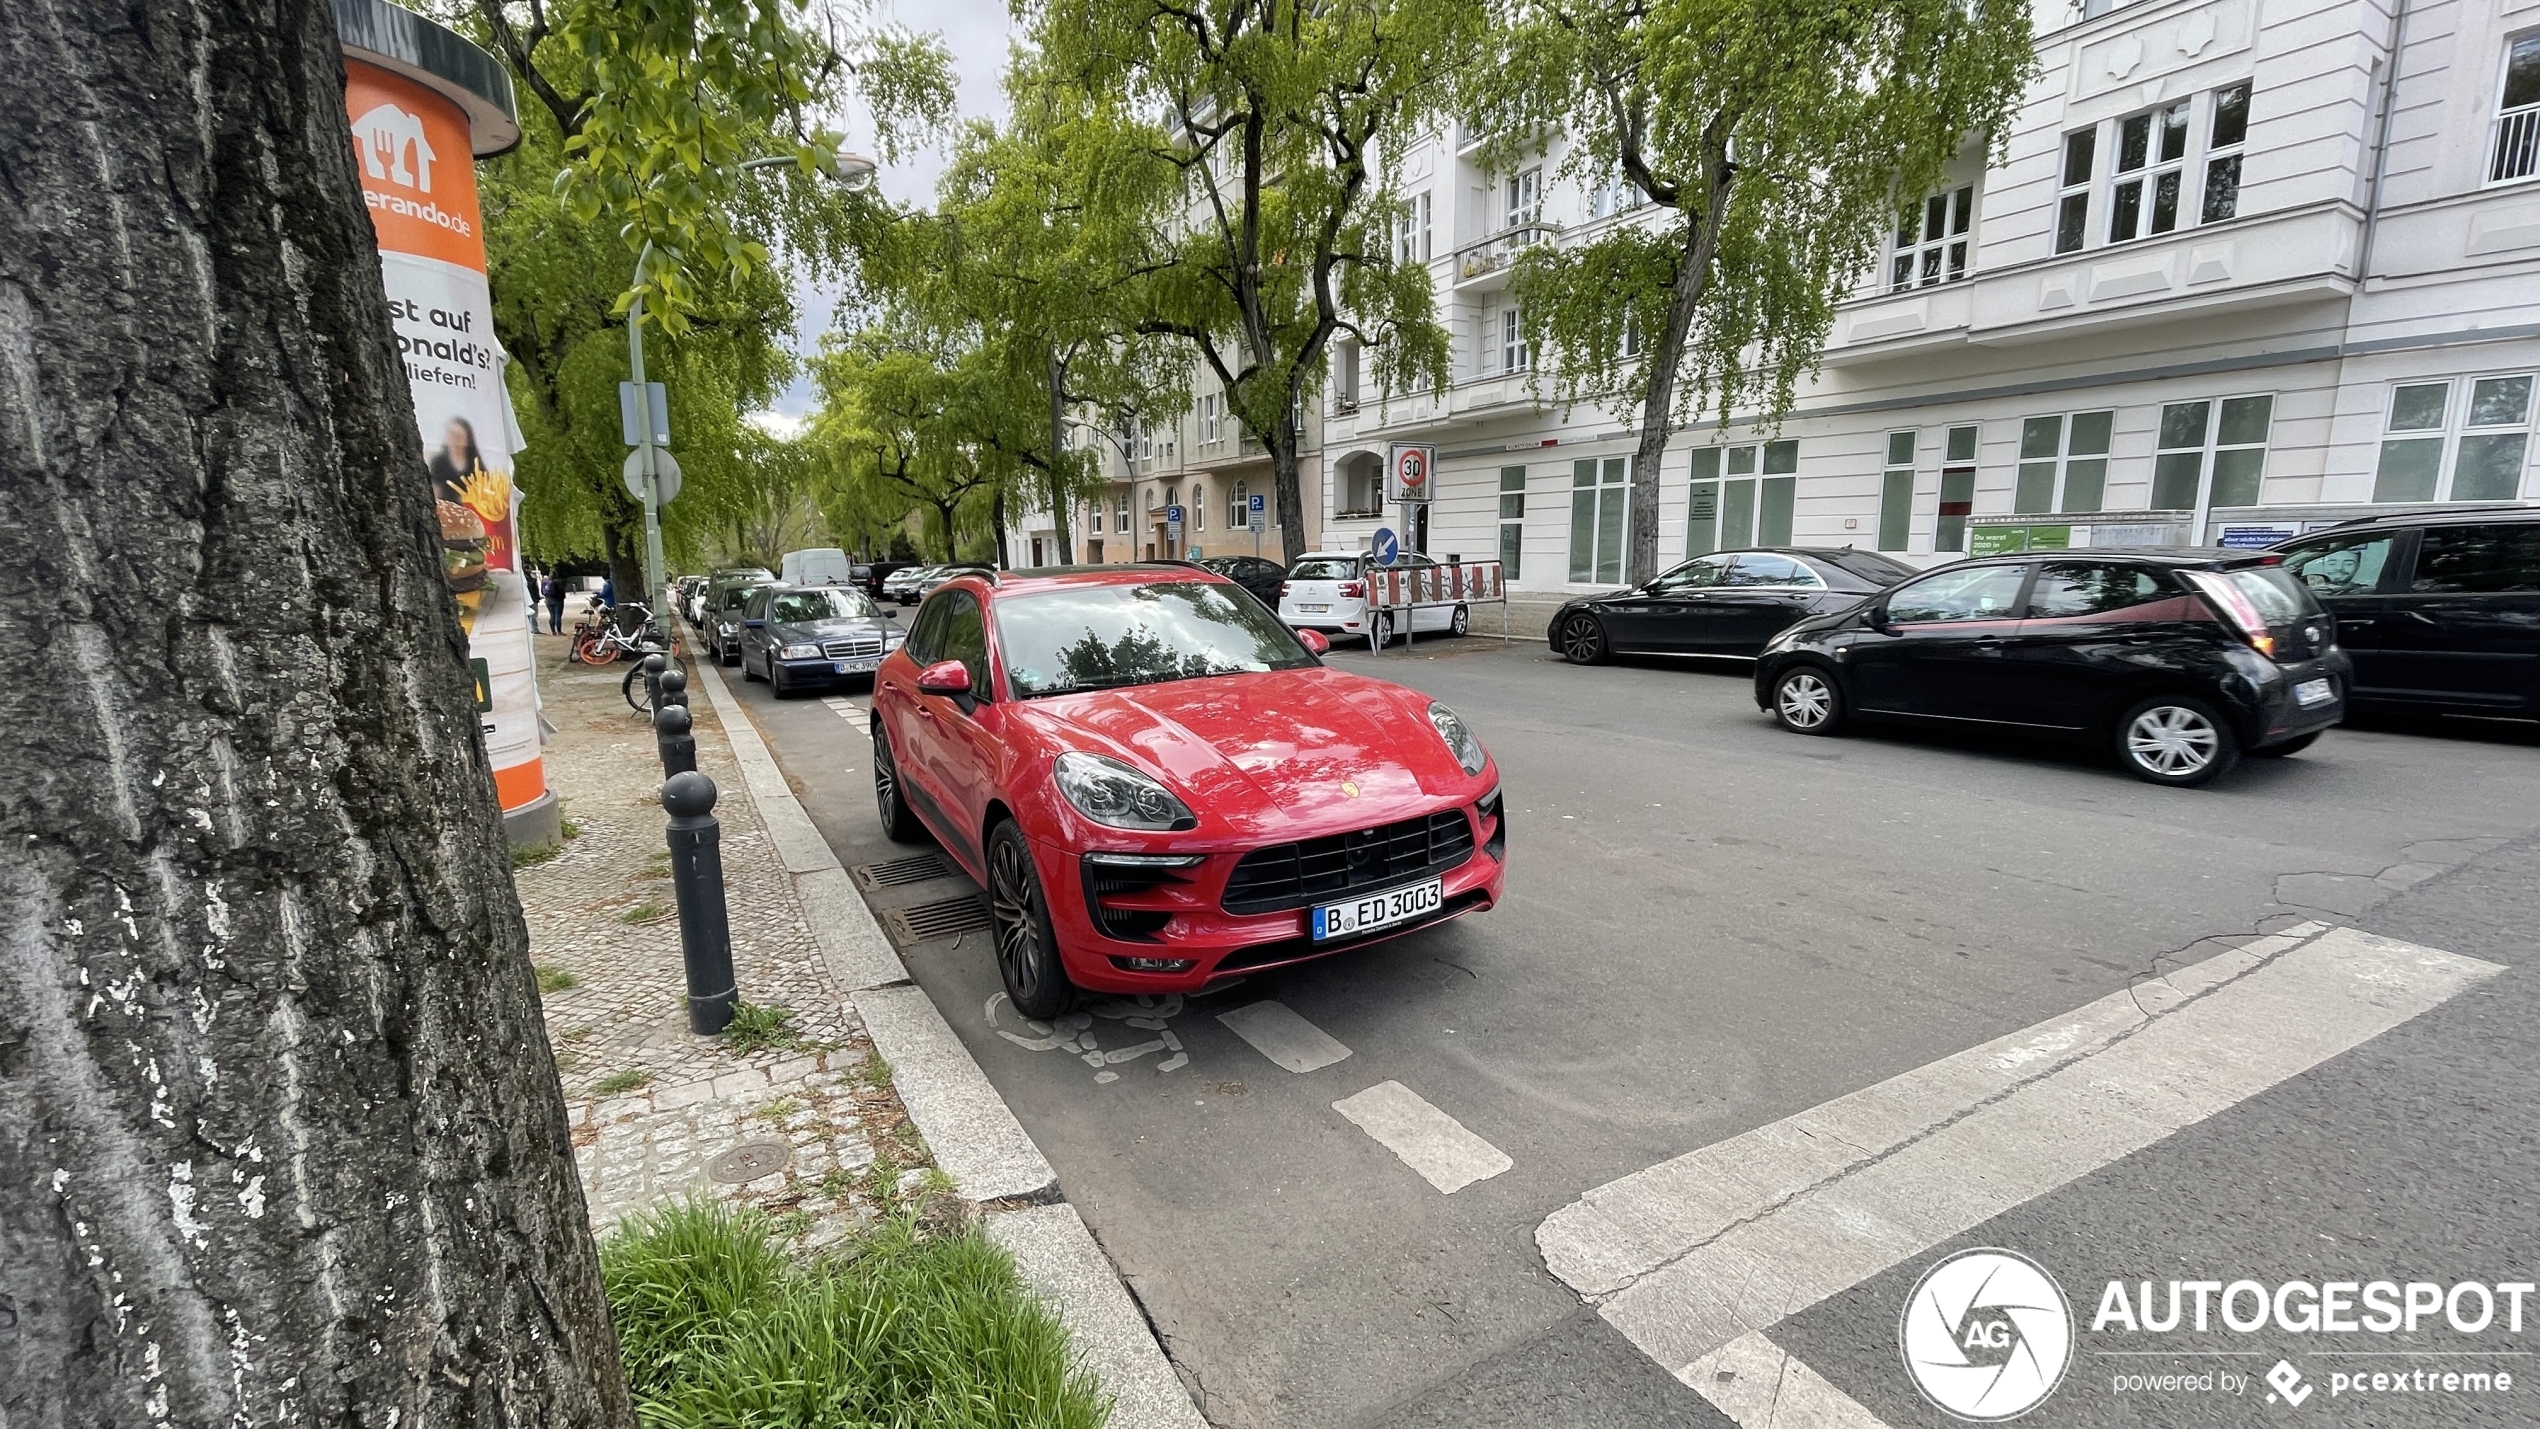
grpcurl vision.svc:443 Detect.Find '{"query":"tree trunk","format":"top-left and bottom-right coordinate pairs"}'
top-left (601, 515), bottom-right (644, 630)
top-left (992, 485), bottom-right (1011, 570)
top-left (1047, 352), bottom-right (1073, 564)
top-left (1626, 172), bottom-right (1734, 585)
top-left (1271, 426), bottom-right (1308, 566)
top-left (0, 3), bottom-right (632, 1426)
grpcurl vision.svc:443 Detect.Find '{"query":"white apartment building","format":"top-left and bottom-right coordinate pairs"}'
top-left (1318, 0), bottom-right (2540, 589)
top-left (1049, 396), bottom-right (1323, 567)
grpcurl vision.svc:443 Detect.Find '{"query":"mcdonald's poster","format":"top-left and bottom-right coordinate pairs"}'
top-left (347, 59), bottom-right (545, 815)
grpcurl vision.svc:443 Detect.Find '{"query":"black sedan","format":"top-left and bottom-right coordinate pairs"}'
top-left (1752, 550), bottom-right (2352, 786)
top-left (1195, 554), bottom-right (1288, 609)
top-left (739, 584), bottom-right (905, 697)
top-left (1552, 547), bottom-right (1919, 663)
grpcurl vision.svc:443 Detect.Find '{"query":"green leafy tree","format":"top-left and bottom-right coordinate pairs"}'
top-left (1474, 0), bottom-right (2033, 582)
top-left (810, 334), bottom-right (1007, 561)
top-left (1027, 0), bottom-right (1488, 562)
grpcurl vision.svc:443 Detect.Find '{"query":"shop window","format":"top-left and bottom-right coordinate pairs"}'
top-left (2152, 395), bottom-right (2273, 510)
top-left (2015, 411), bottom-right (2112, 514)
top-left (1936, 425), bottom-right (1977, 553)
top-left (1878, 430), bottom-right (1916, 551)
top-left (2374, 375), bottom-right (2535, 502)
top-left (1498, 466), bottom-right (1526, 579)
top-left (1569, 457), bottom-right (1628, 583)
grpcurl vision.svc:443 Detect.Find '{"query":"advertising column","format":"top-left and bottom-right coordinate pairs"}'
top-left (335, 0), bottom-right (553, 844)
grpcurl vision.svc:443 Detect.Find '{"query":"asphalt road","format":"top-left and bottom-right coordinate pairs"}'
top-left (716, 633), bottom-right (2540, 1429)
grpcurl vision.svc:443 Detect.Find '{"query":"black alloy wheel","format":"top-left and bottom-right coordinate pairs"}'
top-left (2117, 694), bottom-right (2240, 787)
top-left (987, 820), bottom-right (1073, 1020)
top-left (1772, 666), bottom-right (1845, 735)
top-left (872, 723), bottom-right (924, 842)
top-left (1557, 613), bottom-right (1609, 665)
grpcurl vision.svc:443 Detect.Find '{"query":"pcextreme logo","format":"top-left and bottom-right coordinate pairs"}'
top-left (1900, 1248), bottom-right (2075, 1421)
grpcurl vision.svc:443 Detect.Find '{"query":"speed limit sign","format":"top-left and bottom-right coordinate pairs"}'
top-left (1387, 443), bottom-right (1435, 504)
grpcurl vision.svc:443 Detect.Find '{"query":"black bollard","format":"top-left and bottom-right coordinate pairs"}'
top-left (662, 771), bottom-right (736, 1035)
top-left (640, 652), bottom-right (667, 712)
top-left (652, 703), bottom-right (696, 777)
top-left (658, 666), bottom-right (689, 709)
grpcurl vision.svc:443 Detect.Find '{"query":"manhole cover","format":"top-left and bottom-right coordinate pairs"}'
top-left (886, 895), bottom-right (993, 945)
top-left (704, 1140), bottom-right (792, 1185)
top-left (857, 853), bottom-right (954, 889)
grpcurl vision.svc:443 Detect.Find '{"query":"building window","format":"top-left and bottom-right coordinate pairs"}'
top-left (2493, 33), bottom-right (2540, 184)
top-left (1687, 448), bottom-right (1721, 556)
top-left (2152, 395), bottom-right (2273, 511)
top-left (2204, 82), bottom-right (2249, 222)
top-left (1115, 492), bottom-right (1130, 527)
top-left (1501, 308), bottom-right (1530, 373)
top-left (1336, 344), bottom-right (1360, 411)
top-left (1937, 425), bottom-right (1977, 553)
top-left (1394, 191), bottom-right (1433, 263)
top-left (1569, 457), bottom-right (1628, 583)
top-left (1586, 173), bottom-right (1642, 219)
top-left (1200, 393), bottom-right (1223, 445)
top-left (2055, 129), bottom-right (2094, 254)
top-left (2373, 375), bottom-right (2536, 502)
top-left (2058, 83), bottom-right (2251, 254)
top-left (1710, 440), bottom-right (1798, 548)
top-left (1878, 430), bottom-right (1916, 551)
top-left (1090, 506), bottom-right (1103, 535)
top-left (1620, 316), bottom-right (1641, 360)
top-left (1498, 466), bottom-right (1526, 579)
top-left (2015, 411), bottom-right (2112, 514)
top-left (1192, 482), bottom-right (1206, 531)
top-left (1504, 167), bottom-right (1541, 230)
top-left (1890, 185), bottom-right (1972, 292)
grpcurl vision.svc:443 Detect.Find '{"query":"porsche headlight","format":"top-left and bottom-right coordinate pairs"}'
top-left (1427, 702), bottom-right (1487, 777)
top-left (779, 643), bottom-right (822, 660)
top-left (1053, 752), bottom-right (1195, 831)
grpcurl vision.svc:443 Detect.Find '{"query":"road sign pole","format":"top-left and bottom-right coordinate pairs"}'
top-left (628, 241), bottom-right (667, 621)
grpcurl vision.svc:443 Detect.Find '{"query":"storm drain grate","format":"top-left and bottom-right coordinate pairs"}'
top-left (856, 853), bottom-right (954, 889)
top-left (886, 895), bottom-right (993, 944)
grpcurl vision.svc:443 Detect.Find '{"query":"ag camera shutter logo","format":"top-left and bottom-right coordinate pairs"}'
top-left (1900, 1248), bottom-right (2074, 1420)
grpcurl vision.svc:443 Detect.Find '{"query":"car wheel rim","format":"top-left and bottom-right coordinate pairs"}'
top-left (990, 837), bottom-right (1042, 1001)
top-left (2128, 706), bottom-right (2218, 775)
top-left (1779, 673), bottom-right (1831, 728)
top-left (874, 740), bottom-right (898, 818)
top-left (1561, 619), bottom-right (1598, 661)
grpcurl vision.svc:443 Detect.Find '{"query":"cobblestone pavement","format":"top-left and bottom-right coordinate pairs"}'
top-left (516, 635), bottom-right (933, 1243)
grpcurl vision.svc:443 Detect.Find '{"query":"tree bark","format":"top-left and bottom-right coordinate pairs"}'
top-left (1046, 351), bottom-right (1073, 565)
top-left (1626, 157), bottom-right (1736, 585)
top-left (0, 3), bottom-right (632, 1426)
top-left (1271, 427), bottom-right (1307, 567)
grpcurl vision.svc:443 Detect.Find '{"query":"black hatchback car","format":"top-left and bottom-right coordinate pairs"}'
top-left (2270, 508), bottom-right (2540, 722)
top-left (1552, 547), bottom-right (1921, 662)
top-left (1752, 550), bottom-right (2351, 786)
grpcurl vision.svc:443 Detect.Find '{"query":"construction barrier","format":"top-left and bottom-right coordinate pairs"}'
top-left (1364, 560), bottom-right (1509, 652)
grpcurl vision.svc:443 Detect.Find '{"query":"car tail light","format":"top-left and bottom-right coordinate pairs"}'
top-left (2183, 571), bottom-right (2277, 659)
top-left (1279, 581), bottom-right (1291, 598)
top-left (1339, 580), bottom-right (1365, 597)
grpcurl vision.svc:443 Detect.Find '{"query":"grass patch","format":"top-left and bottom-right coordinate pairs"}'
top-left (593, 1069), bottom-right (654, 1097)
top-left (718, 1001), bottom-right (804, 1054)
top-left (619, 901), bottom-right (671, 924)
top-left (560, 809), bottom-right (583, 841)
top-left (641, 849), bottom-right (672, 878)
top-left (602, 1200), bottom-right (1108, 1429)
top-left (536, 964), bottom-right (579, 994)
top-left (858, 1054), bottom-right (895, 1092)
top-left (512, 842), bottom-right (563, 869)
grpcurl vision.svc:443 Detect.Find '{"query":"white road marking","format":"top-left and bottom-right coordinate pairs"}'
top-left (1332, 1080), bottom-right (1512, 1194)
top-left (1215, 999), bottom-right (1352, 1073)
top-left (1684, 1333), bottom-right (1895, 1429)
top-left (1538, 923), bottom-right (2503, 1386)
top-left (820, 696), bottom-right (860, 718)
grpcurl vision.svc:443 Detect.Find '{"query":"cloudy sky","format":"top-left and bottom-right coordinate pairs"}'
top-left (757, 0), bottom-right (1016, 430)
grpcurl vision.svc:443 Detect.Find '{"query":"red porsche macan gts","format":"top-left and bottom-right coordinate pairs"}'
top-left (869, 565), bottom-right (1506, 1017)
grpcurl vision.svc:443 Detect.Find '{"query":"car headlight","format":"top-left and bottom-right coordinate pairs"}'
top-left (779, 643), bottom-right (822, 660)
top-left (1053, 752), bottom-right (1195, 831)
top-left (1427, 702), bottom-right (1488, 777)
top-left (883, 628), bottom-right (905, 647)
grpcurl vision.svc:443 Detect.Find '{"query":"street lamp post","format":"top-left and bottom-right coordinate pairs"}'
top-left (622, 147), bottom-right (876, 617)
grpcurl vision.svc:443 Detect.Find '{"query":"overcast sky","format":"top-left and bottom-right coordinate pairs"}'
top-left (757, 0), bottom-right (1015, 429)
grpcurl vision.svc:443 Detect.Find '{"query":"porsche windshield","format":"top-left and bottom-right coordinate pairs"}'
top-left (998, 582), bottom-right (1317, 698)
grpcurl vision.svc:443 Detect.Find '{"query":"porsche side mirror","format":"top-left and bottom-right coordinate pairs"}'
top-left (916, 659), bottom-right (972, 696)
top-left (1296, 629), bottom-right (1331, 655)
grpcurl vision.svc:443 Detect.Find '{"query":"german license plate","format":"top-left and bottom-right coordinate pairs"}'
top-left (1299, 603), bottom-right (1329, 614)
top-left (1311, 878), bottom-right (1443, 942)
top-left (2294, 677), bottom-right (2335, 708)
top-left (834, 658), bottom-right (878, 675)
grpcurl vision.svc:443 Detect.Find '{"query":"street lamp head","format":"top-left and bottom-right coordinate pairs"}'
top-left (822, 149), bottom-right (878, 188)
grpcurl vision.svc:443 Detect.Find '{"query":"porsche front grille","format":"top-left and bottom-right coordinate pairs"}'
top-left (1220, 811), bottom-right (1475, 915)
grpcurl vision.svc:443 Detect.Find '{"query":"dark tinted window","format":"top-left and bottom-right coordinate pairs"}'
top-left (936, 592), bottom-right (992, 700)
top-left (1722, 553), bottom-right (1821, 588)
top-left (2411, 525), bottom-right (2540, 594)
top-left (1288, 557), bottom-right (1360, 581)
top-left (2281, 531), bottom-right (2403, 597)
top-left (1885, 564), bottom-right (2029, 623)
top-left (1645, 555), bottom-right (1731, 594)
top-left (2026, 563), bottom-right (2168, 617)
top-left (1817, 551), bottom-right (1920, 586)
top-left (902, 592), bottom-right (951, 664)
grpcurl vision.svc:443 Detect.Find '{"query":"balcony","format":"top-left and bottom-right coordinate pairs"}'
top-left (1453, 223), bottom-right (1556, 291)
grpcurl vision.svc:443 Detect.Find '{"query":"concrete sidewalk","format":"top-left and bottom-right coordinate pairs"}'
top-left (518, 635), bottom-right (1205, 1428)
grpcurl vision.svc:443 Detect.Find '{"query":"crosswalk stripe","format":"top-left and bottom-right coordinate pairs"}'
top-left (1540, 923), bottom-right (2503, 1384)
top-left (820, 697), bottom-right (860, 718)
top-left (1215, 999), bottom-right (1352, 1073)
top-left (1682, 1333), bottom-right (1895, 1429)
top-left (1332, 1080), bottom-right (1512, 1194)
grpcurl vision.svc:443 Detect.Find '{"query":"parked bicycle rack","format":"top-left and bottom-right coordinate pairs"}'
top-left (1363, 560), bottom-right (1509, 655)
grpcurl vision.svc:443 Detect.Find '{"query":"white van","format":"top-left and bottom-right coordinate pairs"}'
top-left (1277, 551), bottom-right (1468, 642)
top-left (779, 548), bottom-right (857, 587)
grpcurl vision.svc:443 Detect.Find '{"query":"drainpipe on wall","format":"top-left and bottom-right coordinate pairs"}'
top-left (2356, 0), bottom-right (2415, 290)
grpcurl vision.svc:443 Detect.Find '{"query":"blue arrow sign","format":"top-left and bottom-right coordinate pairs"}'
top-left (1372, 527), bottom-right (1399, 566)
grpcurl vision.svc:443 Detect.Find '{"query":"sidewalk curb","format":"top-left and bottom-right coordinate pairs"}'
top-left (684, 660), bottom-right (1207, 1428)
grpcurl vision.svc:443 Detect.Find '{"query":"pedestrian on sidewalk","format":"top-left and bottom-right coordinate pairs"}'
top-left (542, 571), bottom-right (565, 633)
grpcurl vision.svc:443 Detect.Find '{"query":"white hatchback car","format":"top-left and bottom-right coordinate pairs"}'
top-left (1277, 551), bottom-right (1469, 642)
